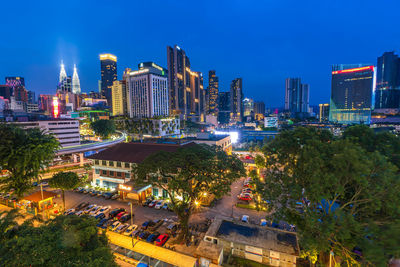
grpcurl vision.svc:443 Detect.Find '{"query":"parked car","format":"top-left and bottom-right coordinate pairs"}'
top-left (123, 224), bottom-right (138, 236)
top-left (166, 223), bottom-right (179, 234)
top-left (89, 206), bottom-right (102, 216)
top-left (83, 188), bottom-right (90, 194)
top-left (96, 191), bottom-right (104, 197)
top-left (111, 194), bottom-right (120, 200)
top-left (115, 223), bottom-right (129, 233)
top-left (75, 202), bottom-right (89, 211)
top-left (110, 221), bottom-right (122, 231)
top-left (138, 231), bottom-right (151, 240)
top-left (238, 194), bottom-right (252, 201)
top-left (146, 232), bottom-right (160, 243)
top-left (141, 220), bottom-right (155, 230)
top-left (162, 202), bottom-right (169, 210)
top-left (96, 218), bottom-right (109, 227)
top-left (260, 219), bottom-right (267, 226)
top-left (95, 212), bottom-right (106, 220)
top-left (83, 204), bottom-right (97, 214)
top-left (155, 234), bottom-right (169, 246)
top-left (103, 192), bottom-right (113, 199)
top-left (89, 190), bottom-right (98, 196)
top-left (148, 200), bottom-right (157, 208)
top-left (101, 219), bottom-right (114, 229)
top-left (75, 210), bottom-right (84, 216)
top-left (148, 219), bottom-right (163, 231)
top-left (142, 198), bottom-right (153, 207)
top-left (64, 208), bottom-right (75, 215)
top-left (74, 187), bottom-right (82, 192)
top-left (78, 188), bottom-right (86, 193)
top-left (132, 229), bottom-right (143, 238)
top-left (154, 201), bottom-right (164, 210)
top-left (99, 205), bottom-right (111, 214)
top-left (241, 215), bottom-right (249, 223)
top-left (109, 208), bottom-right (125, 218)
top-left (115, 211), bottom-right (127, 220)
top-left (119, 213), bottom-right (132, 223)
top-left (39, 181), bottom-right (49, 187)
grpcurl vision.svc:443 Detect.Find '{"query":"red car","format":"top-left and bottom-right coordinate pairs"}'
top-left (238, 193), bottom-right (252, 201)
top-left (116, 211), bottom-right (126, 220)
top-left (148, 200), bottom-right (157, 208)
top-left (155, 234), bottom-right (169, 246)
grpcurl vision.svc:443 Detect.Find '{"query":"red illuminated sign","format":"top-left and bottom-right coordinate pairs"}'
top-left (332, 66), bottom-right (374, 75)
top-left (53, 97), bottom-right (59, 118)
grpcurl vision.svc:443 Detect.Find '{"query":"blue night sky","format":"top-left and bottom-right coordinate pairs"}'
top-left (1, 0), bottom-right (399, 107)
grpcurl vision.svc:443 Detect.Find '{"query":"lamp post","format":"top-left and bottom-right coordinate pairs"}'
top-left (128, 202), bottom-right (133, 225)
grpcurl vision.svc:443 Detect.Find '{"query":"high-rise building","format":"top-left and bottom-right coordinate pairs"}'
top-left (27, 90), bottom-right (36, 104)
top-left (111, 80), bottom-right (127, 116)
top-left (0, 85), bottom-right (11, 100)
top-left (254, 101), bottom-right (265, 121)
top-left (243, 98), bottom-right (254, 117)
top-left (375, 52), bottom-right (400, 110)
top-left (319, 103), bottom-right (330, 122)
top-left (217, 91), bottom-right (230, 125)
top-left (285, 78), bottom-right (309, 116)
top-left (207, 70), bottom-right (219, 114)
top-left (230, 78), bottom-right (243, 123)
top-left (126, 62), bottom-right (169, 118)
top-left (329, 65), bottom-right (374, 124)
top-left (5, 77), bottom-right (25, 98)
top-left (72, 64), bottom-right (81, 94)
top-left (59, 61), bottom-right (67, 84)
top-left (38, 94), bottom-right (54, 115)
top-left (58, 76), bottom-right (72, 93)
top-left (100, 54), bottom-right (117, 105)
top-left (167, 45), bottom-right (205, 121)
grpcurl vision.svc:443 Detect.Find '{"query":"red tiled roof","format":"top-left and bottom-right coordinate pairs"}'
top-left (23, 191), bottom-right (58, 202)
top-left (86, 142), bottom-right (196, 163)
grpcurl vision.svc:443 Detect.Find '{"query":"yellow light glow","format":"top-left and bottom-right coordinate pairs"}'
top-left (194, 200), bottom-right (200, 206)
top-left (100, 54), bottom-right (117, 62)
top-left (203, 192), bottom-right (207, 197)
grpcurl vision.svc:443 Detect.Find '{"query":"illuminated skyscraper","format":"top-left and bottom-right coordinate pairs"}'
top-left (207, 70), bottom-right (219, 114)
top-left (375, 52), bottom-right (400, 110)
top-left (100, 54), bottom-right (117, 105)
top-left (59, 61), bottom-right (67, 84)
top-left (167, 45), bottom-right (205, 121)
top-left (72, 64), bottom-right (81, 94)
top-left (329, 65), bottom-right (374, 124)
top-left (126, 62), bottom-right (169, 118)
top-left (218, 91), bottom-right (231, 124)
top-left (230, 78), bottom-right (243, 122)
top-left (285, 78), bottom-right (309, 116)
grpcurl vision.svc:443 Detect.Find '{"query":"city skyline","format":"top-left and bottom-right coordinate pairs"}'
top-left (1, 0), bottom-right (400, 107)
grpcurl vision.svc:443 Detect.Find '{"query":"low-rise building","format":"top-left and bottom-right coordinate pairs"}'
top-left (13, 119), bottom-right (80, 148)
top-left (86, 142), bottom-right (194, 201)
top-left (199, 216), bottom-right (299, 267)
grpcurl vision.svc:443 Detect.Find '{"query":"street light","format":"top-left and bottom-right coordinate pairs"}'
top-left (128, 202), bottom-right (133, 226)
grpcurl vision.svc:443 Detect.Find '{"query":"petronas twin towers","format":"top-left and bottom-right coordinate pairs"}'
top-left (59, 61), bottom-right (81, 94)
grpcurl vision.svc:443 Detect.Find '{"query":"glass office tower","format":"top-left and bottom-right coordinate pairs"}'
top-left (329, 65), bottom-right (374, 124)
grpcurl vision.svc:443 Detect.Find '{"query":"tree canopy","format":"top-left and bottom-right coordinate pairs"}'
top-left (90, 119), bottom-right (116, 139)
top-left (0, 124), bottom-right (59, 197)
top-left (49, 172), bottom-right (81, 211)
top-left (133, 144), bottom-right (245, 240)
top-left (0, 211), bottom-right (116, 266)
top-left (258, 126), bottom-right (400, 265)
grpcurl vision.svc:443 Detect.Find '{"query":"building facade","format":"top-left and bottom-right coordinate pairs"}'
top-left (218, 91), bottom-right (231, 125)
top-left (284, 78), bottom-right (309, 116)
top-left (167, 45), bottom-right (205, 122)
top-left (111, 80), bottom-right (127, 116)
top-left (230, 78), bottom-right (243, 123)
top-left (375, 52), bottom-right (400, 110)
top-left (207, 70), bottom-right (219, 115)
top-left (72, 64), bottom-right (81, 94)
top-left (100, 54), bottom-right (118, 105)
top-left (126, 62), bottom-right (169, 118)
top-left (319, 103), bottom-right (330, 122)
top-left (14, 119), bottom-right (80, 148)
top-left (329, 65), bottom-right (374, 124)
top-left (254, 101), bottom-right (265, 121)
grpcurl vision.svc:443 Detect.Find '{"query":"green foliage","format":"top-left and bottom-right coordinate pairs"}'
top-left (90, 119), bottom-right (116, 139)
top-left (254, 154), bottom-right (265, 169)
top-left (0, 124), bottom-right (60, 197)
top-left (133, 144), bottom-right (245, 240)
top-left (0, 213), bottom-right (116, 266)
top-left (258, 127), bottom-right (400, 265)
top-left (49, 172), bottom-right (81, 211)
